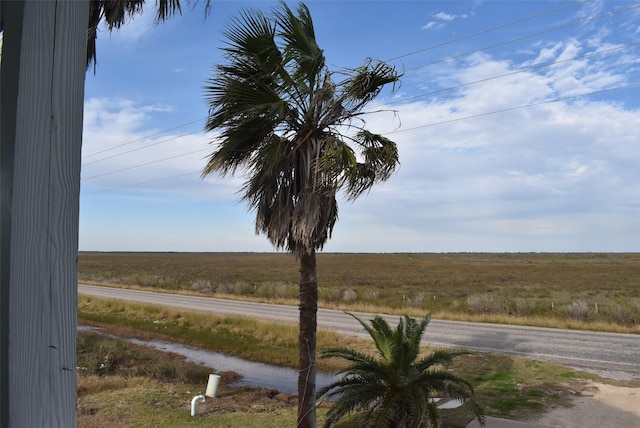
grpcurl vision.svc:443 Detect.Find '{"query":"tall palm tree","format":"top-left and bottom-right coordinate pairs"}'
top-left (318, 313), bottom-right (485, 428)
top-left (202, 2), bottom-right (400, 427)
top-left (86, 0), bottom-right (211, 70)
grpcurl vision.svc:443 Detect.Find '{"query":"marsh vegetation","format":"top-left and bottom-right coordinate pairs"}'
top-left (78, 297), bottom-right (610, 427)
top-left (79, 252), bottom-right (640, 332)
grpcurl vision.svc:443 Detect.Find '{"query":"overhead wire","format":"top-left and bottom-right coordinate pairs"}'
top-left (86, 38), bottom-right (639, 177)
top-left (385, 0), bottom-right (589, 62)
top-left (402, 3), bottom-right (640, 73)
top-left (83, 171), bottom-right (201, 196)
top-left (82, 116), bottom-right (208, 159)
top-left (82, 147), bottom-right (209, 181)
top-left (387, 82), bottom-right (640, 135)
top-left (83, 81), bottom-right (640, 195)
top-left (83, 129), bottom-right (203, 166)
top-left (85, 5), bottom-right (639, 172)
top-left (373, 41), bottom-right (640, 108)
top-left (82, 0), bottom-right (592, 162)
top-left (85, 38), bottom-right (621, 170)
top-left (81, 1), bottom-right (640, 194)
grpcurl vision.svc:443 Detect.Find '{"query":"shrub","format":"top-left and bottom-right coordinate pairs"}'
top-left (219, 281), bottom-right (255, 295)
top-left (411, 292), bottom-right (426, 306)
top-left (319, 287), bottom-right (342, 302)
top-left (191, 279), bottom-right (214, 293)
top-left (567, 300), bottom-right (589, 320)
top-left (342, 289), bottom-right (357, 302)
top-left (467, 293), bottom-right (502, 314)
top-left (609, 304), bottom-right (631, 324)
top-left (513, 297), bottom-right (533, 316)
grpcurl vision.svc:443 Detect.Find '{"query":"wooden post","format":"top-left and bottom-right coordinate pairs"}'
top-left (0, 1), bottom-right (89, 426)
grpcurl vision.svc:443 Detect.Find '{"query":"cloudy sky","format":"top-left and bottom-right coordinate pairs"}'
top-left (81, 0), bottom-right (640, 253)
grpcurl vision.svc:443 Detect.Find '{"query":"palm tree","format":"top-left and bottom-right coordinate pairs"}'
top-left (317, 313), bottom-right (485, 428)
top-left (202, 2), bottom-right (400, 427)
top-left (86, 0), bottom-right (211, 70)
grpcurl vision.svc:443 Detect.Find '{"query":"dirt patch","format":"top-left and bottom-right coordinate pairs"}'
top-left (186, 385), bottom-right (298, 415)
top-left (535, 382), bottom-right (640, 427)
top-left (78, 412), bottom-right (132, 428)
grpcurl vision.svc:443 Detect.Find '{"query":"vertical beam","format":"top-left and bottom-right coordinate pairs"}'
top-left (0, 2), bottom-right (25, 426)
top-left (0, 1), bottom-right (89, 426)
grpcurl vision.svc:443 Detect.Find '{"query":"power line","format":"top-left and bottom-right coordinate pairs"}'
top-left (84, 34), bottom-right (638, 169)
top-left (82, 171), bottom-right (201, 196)
top-left (83, 35), bottom-right (638, 169)
top-left (79, 1), bottom-right (640, 192)
top-left (82, 147), bottom-right (209, 181)
top-left (403, 3), bottom-right (640, 73)
top-left (82, 82), bottom-right (640, 194)
top-left (374, 41), bottom-right (640, 108)
top-left (83, 129), bottom-right (204, 166)
top-left (80, 1), bottom-right (596, 161)
top-left (82, 116), bottom-right (208, 159)
top-left (84, 33), bottom-right (640, 186)
top-left (388, 82), bottom-right (640, 135)
top-left (386, 0), bottom-right (589, 62)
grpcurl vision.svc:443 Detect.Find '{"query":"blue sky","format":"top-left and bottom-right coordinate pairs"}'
top-left (81, 0), bottom-right (640, 253)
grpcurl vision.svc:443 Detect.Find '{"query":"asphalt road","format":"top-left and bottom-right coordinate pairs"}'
top-left (79, 284), bottom-right (640, 381)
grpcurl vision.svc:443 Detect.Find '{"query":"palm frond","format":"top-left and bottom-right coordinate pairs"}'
top-left (87, 0), bottom-right (144, 70)
top-left (86, 0), bottom-right (211, 71)
top-left (274, 1), bottom-right (324, 88)
top-left (321, 384), bottom-right (383, 427)
top-left (155, 0), bottom-right (182, 22)
top-left (203, 2), bottom-right (399, 258)
top-left (340, 58), bottom-right (401, 109)
top-left (414, 347), bottom-right (471, 373)
top-left (342, 130), bottom-right (399, 200)
top-left (317, 312), bottom-right (484, 428)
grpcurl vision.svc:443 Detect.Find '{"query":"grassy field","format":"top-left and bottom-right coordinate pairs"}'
top-left (78, 295), bottom-right (348, 372)
top-left (77, 330), bottom-right (304, 427)
top-left (79, 252), bottom-right (640, 332)
top-left (78, 297), bottom-right (620, 427)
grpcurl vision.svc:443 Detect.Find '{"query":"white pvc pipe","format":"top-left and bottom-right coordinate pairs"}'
top-left (191, 395), bottom-right (205, 416)
top-left (205, 374), bottom-right (221, 398)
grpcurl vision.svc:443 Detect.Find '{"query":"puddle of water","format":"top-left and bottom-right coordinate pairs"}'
top-left (435, 398), bottom-right (465, 409)
top-left (79, 326), bottom-right (337, 394)
top-left (78, 326), bottom-right (464, 407)
top-left (127, 337), bottom-right (339, 394)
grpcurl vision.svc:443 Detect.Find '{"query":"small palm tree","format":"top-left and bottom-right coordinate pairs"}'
top-left (318, 313), bottom-right (485, 428)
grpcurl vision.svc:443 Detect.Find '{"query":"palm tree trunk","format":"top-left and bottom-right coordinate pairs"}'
top-left (297, 249), bottom-right (317, 428)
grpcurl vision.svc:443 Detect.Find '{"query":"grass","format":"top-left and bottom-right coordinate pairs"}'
top-left (77, 252), bottom-right (640, 425)
top-left (78, 252), bottom-right (640, 332)
top-left (78, 296), bottom-right (637, 427)
top-left (79, 295), bottom-right (350, 372)
top-left (77, 332), bottom-right (303, 427)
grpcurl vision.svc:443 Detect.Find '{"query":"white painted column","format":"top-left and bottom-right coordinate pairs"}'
top-left (0, 1), bottom-right (89, 426)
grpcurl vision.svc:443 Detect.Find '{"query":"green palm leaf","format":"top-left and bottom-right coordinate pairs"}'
top-left (203, 1), bottom-right (400, 257)
top-left (86, 0), bottom-right (210, 70)
top-left (319, 313), bottom-right (485, 427)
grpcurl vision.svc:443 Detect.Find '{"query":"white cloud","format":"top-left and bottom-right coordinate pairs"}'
top-left (434, 12), bottom-right (456, 22)
top-left (343, 41), bottom-right (640, 251)
top-left (422, 10), bottom-right (467, 30)
top-left (530, 42), bottom-right (563, 65)
top-left (421, 21), bottom-right (439, 30)
top-left (81, 97), bottom-right (240, 202)
top-left (80, 17), bottom-right (640, 252)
